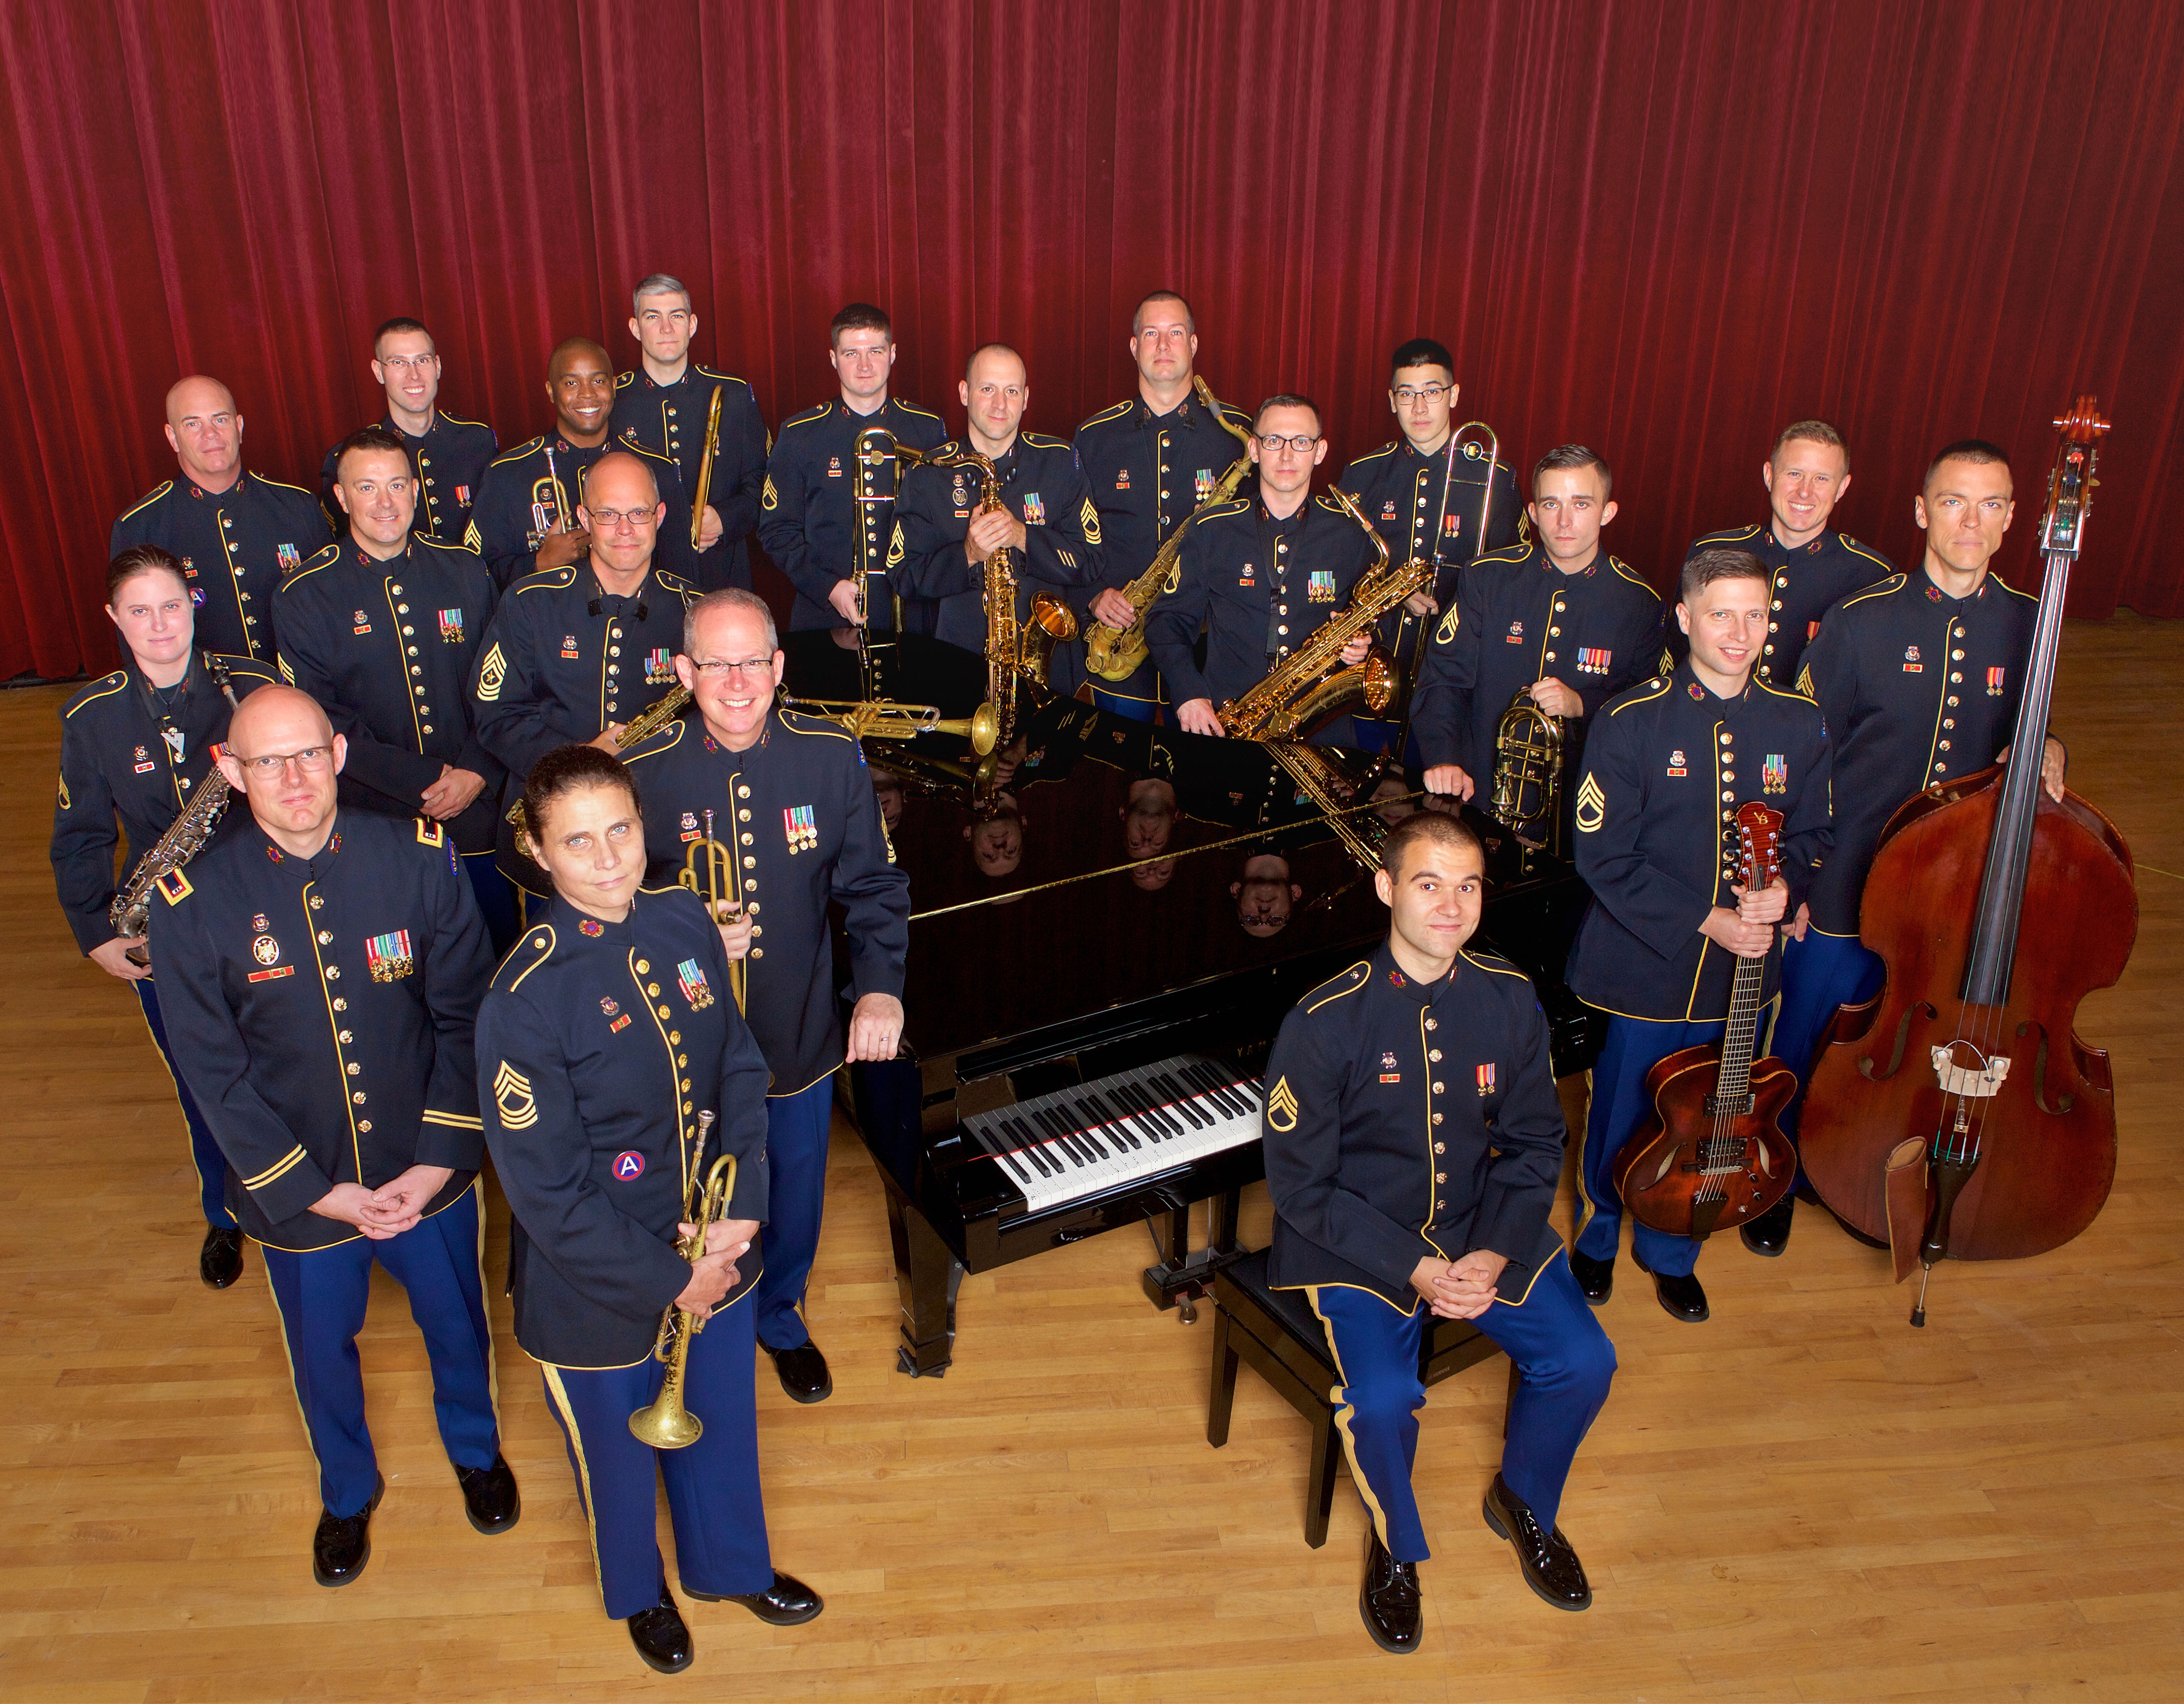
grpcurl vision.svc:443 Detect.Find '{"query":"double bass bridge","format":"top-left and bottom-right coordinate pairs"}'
top-left (1930, 1043), bottom-right (2011, 1099)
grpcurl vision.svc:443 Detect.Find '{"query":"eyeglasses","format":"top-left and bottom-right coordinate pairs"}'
top-left (587, 507), bottom-right (658, 530)
top-left (1257, 433), bottom-right (1321, 454)
top-left (380, 355), bottom-right (438, 374)
top-left (689, 657), bottom-right (776, 679)
top-left (236, 746), bottom-right (333, 778)
top-left (1393, 384), bottom-right (1451, 405)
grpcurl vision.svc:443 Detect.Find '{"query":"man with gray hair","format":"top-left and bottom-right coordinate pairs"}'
top-left (612, 273), bottom-right (770, 593)
top-left (623, 586), bottom-right (910, 1406)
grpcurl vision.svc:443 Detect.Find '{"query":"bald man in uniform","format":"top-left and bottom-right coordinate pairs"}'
top-left (111, 376), bottom-right (331, 661)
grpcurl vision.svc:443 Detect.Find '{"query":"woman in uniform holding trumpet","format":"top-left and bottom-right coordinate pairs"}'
top-left (476, 743), bottom-right (822, 1675)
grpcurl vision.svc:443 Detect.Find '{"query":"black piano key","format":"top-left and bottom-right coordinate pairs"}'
top-left (1076, 1115), bottom-right (1113, 1161)
top-left (1015, 1117), bottom-right (1064, 1178)
top-left (1175, 1060), bottom-right (1226, 1112)
top-left (1191, 1062), bottom-right (1250, 1118)
top-left (1151, 1071), bottom-right (1208, 1128)
top-left (1115, 1082), bottom-right (1165, 1139)
top-left (1082, 1092), bottom-right (1139, 1149)
top-left (1137, 1076), bottom-right (1184, 1137)
top-left (1031, 1108), bottom-right (1082, 1164)
top-left (1003, 1119), bottom-right (1053, 1177)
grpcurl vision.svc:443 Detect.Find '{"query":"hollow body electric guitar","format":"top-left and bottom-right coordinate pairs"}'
top-left (1616, 801), bottom-right (1798, 1240)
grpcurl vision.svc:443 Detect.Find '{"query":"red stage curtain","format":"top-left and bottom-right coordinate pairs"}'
top-left (2, 0), bottom-right (2179, 680)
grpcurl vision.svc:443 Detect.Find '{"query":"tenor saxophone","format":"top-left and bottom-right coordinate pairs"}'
top-left (109, 653), bottom-right (242, 964)
top-left (1216, 488), bottom-right (1433, 741)
top-left (1083, 377), bottom-right (1253, 682)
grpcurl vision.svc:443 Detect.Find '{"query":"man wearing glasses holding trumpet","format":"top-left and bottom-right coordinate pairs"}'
top-left (623, 589), bottom-right (910, 1405)
top-left (480, 743), bottom-right (818, 1675)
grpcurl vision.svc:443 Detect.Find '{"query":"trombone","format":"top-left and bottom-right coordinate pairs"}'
top-left (678, 808), bottom-right (746, 1014)
top-left (629, 1112), bottom-right (736, 1450)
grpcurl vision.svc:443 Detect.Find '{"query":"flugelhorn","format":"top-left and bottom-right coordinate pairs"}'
top-left (678, 808), bottom-right (746, 1013)
top-left (630, 1114), bottom-right (737, 1450)
top-left (1490, 687), bottom-right (1564, 852)
top-left (783, 695), bottom-right (999, 755)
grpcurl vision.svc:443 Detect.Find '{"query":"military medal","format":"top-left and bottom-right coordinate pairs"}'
top-left (277, 543), bottom-right (301, 573)
top-left (437, 608), bottom-right (465, 642)
top-left (645, 647), bottom-right (674, 683)
top-left (364, 929), bottom-right (415, 982)
top-left (1477, 1063), bottom-right (1497, 1096)
top-left (1578, 646), bottom-right (1611, 675)
top-left (1022, 492), bottom-right (1045, 526)
top-left (1763, 754), bottom-right (1788, 795)
top-left (1987, 666), bottom-right (2006, 696)
top-left (252, 935), bottom-right (280, 965)
top-left (677, 958), bottom-right (715, 1010)
top-left (1308, 570), bottom-right (1337, 602)
top-left (783, 804), bottom-right (818, 854)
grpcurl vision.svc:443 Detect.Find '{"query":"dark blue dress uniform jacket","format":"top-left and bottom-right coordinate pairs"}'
top-left (1145, 493), bottom-right (1382, 712)
top-left (758, 397), bottom-right (947, 631)
top-left (470, 564), bottom-right (698, 781)
top-left (477, 886), bottom-right (772, 1368)
top-left (1796, 569), bottom-right (2038, 937)
top-left (623, 707), bottom-right (911, 1098)
top-left (1566, 663), bottom-right (1833, 1022)
top-left (276, 538), bottom-right (505, 854)
top-left (612, 366), bottom-right (769, 589)
top-left (147, 809), bottom-right (494, 1250)
top-left (49, 653), bottom-right (276, 954)
top-left (1071, 392), bottom-right (1255, 603)
top-left (464, 435), bottom-right (696, 590)
top-left (890, 434), bottom-right (1106, 651)
top-left (1411, 542), bottom-right (1666, 784)
top-left (318, 412), bottom-right (498, 544)
top-left (109, 470), bottom-right (331, 663)
top-left (1264, 941), bottom-right (1568, 1311)
top-left (1338, 436), bottom-right (1524, 610)
top-left (1675, 523), bottom-right (1894, 683)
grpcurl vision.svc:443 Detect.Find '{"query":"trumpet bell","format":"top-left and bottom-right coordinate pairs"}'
top-left (968, 701), bottom-right (1000, 756)
top-left (628, 1389), bottom-right (703, 1449)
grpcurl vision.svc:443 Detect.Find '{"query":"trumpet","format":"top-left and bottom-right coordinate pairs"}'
top-left (679, 808), bottom-right (746, 1014)
top-left (629, 1113), bottom-right (737, 1450)
top-left (1490, 686), bottom-right (1565, 853)
top-left (783, 695), bottom-right (999, 755)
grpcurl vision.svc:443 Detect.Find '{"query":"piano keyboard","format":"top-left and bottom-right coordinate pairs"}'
top-left (961, 1055), bottom-right (1264, 1216)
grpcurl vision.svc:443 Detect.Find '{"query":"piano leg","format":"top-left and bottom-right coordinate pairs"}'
top-left (1142, 1187), bottom-right (1248, 1322)
top-left (885, 1183), bottom-right (961, 1378)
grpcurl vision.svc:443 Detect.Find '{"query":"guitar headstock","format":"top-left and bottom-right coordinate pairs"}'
top-left (1734, 800), bottom-right (1784, 891)
top-left (2041, 394), bottom-right (2109, 557)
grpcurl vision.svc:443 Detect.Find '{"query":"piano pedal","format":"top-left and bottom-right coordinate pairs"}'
top-left (1177, 1297), bottom-right (1199, 1325)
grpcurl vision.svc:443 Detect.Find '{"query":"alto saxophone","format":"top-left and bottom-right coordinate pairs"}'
top-left (109, 653), bottom-right (242, 964)
top-left (506, 684), bottom-right (693, 838)
top-left (934, 445), bottom-right (1075, 760)
top-left (1216, 488), bottom-right (1433, 741)
top-left (1083, 376), bottom-right (1253, 683)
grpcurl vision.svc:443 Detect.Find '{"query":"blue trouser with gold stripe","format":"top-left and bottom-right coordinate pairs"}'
top-left (1309, 1254), bottom-right (1615, 1563)
top-left (133, 977), bottom-right (235, 1228)
top-left (1578, 1013), bottom-right (1748, 1279)
top-left (257, 1183), bottom-right (500, 1518)
top-left (539, 1289), bottom-right (773, 1619)
top-left (754, 1077), bottom-right (835, 1352)
top-left (1773, 930), bottom-right (1887, 1151)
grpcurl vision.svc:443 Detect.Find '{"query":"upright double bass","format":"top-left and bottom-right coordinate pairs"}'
top-left (1799, 398), bottom-right (2137, 1322)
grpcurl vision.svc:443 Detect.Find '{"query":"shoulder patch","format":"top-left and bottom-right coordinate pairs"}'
top-left (491, 1059), bottom-right (539, 1127)
top-left (1303, 959), bottom-right (1372, 1014)
top-left (474, 641), bottom-right (507, 702)
top-left (1265, 1076), bottom-right (1300, 1133)
top-left (156, 867), bottom-right (194, 905)
top-left (489, 437), bottom-right (546, 467)
top-left (1077, 399), bottom-right (1132, 431)
top-left (115, 479), bottom-right (176, 524)
top-left (1574, 772), bottom-right (1607, 833)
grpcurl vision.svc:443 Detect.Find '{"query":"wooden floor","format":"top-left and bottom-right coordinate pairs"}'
top-left (2, 613), bottom-right (2180, 1703)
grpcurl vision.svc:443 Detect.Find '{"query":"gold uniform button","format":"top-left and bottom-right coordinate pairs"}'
top-left (738, 809), bottom-right (751, 822)
top-left (677, 1054), bottom-right (688, 1067)
top-left (1434, 1143), bottom-right (1446, 1153)
top-left (751, 947), bottom-right (764, 959)
top-left (636, 960), bottom-right (650, 973)
top-left (351, 1091), bottom-right (366, 1104)
top-left (326, 966), bottom-right (341, 980)
top-left (647, 983), bottom-right (661, 996)
top-left (339, 1030), bottom-right (353, 1043)
top-left (683, 1102), bottom-right (693, 1114)
top-left (332, 997), bottom-right (347, 1012)
top-left (311, 897), bottom-right (326, 911)
top-left (318, 930), bottom-right (333, 943)
top-left (1436, 1172), bottom-right (1447, 1183)
top-left (359, 1120), bottom-right (373, 1133)
top-left (1432, 1113), bottom-right (1444, 1125)
top-left (1424, 1019), bottom-right (1436, 1031)
top-left (680, 1079), bottom-right (692, 1092)
top-left (1723, 770), bottom-right (1736, 782)
top-left (741, 832), bottom-right (754, 845)
top-left (669, 1030), bottom-right (682, 1044)
top-left (346, 1063), bottom-right (361, 1076)
top-left (1431, 1082), bottom-right (1444, 1094)
top-left (657, 1004), bottom-right (671, 1018)
top-left (743, 856), bottom-right (756, 869)
top-left (1428, 1049), bottom-right (1442, 1061)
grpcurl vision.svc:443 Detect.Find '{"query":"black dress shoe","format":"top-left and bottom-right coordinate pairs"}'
top-left (627, 1588), bottom-right (695, 1674)
top-left (685, 1570), bottom-right (824, 1625)
top-left (1569, 1248), bottom-right (1614, 1305)
top-left (1740, 1193), bottom-right (1795, 1257)
top-left (1358, 1531), bottom-right (1423, 1654)
top-left (199, 1226), bottom-right (244, 1289)
top-left (1482, 1473), bottom-right (1592, 1611)
top-left (454, 1453), bottom-right (520, 1535)
top-left (312, 1475), bottom-right (384, 1588)
top-left (1630, 1251), bottom-right (1710, 1322)
top-left (764, 1339), bottom-right (833, 1404)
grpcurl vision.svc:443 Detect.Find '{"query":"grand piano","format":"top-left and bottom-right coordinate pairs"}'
top-left (785, 634), bottom-right (1599, 1377)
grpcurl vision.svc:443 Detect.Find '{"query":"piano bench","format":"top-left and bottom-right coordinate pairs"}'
top-left (1206, 1247), bottom-right (1514, 1549)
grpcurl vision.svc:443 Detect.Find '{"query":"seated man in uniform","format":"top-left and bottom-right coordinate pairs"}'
top-left (1264, 809), bottom-right (1616, 1651)
top-left (1147, 395), bottom-right (1378, 743)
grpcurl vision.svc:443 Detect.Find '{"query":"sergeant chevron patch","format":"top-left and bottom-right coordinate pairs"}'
top-left (1574, 773), bottom-right (1607, 834)
top-left (493, 1061), bottom-right (538, 1130)
top-left (1266, 1076), bottom-right (1300, 1132)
